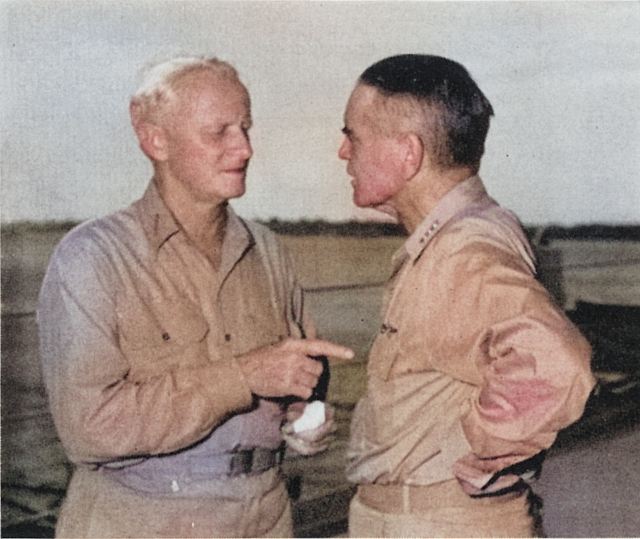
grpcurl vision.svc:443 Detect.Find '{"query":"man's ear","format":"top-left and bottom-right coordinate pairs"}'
top-left (399, 132), bottom-right (424, 179)
top-left (130, 102), bottom-right (168, 162)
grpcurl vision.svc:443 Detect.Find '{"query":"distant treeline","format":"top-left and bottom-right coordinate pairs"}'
top-left (261, 220), bottom-right (640, 243)
top-left (2, 220), bottom-right (80, 235)
top-left (2, 220), bottom-right (639, 242)
top-left (261, 219), bottom-right (406, 238)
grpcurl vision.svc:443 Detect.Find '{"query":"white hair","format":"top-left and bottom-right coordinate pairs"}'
top-left (130, 56), bottom-right (242, 124)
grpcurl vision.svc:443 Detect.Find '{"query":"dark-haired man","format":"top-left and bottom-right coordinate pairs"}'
top-left (339, 54), bottom-right (595, 537)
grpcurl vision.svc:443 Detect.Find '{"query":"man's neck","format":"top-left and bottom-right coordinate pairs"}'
top-left (395, 166), bottom-right (474, 234)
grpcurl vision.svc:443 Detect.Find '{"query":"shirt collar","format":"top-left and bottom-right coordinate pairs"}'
top-left (136, 180), bottom-right (182, 252)
top-left (397, 175), bottom-right (490, 264)
top-left (219, 207), bottom-right (255, 281)
top-left (135, 180), bottom-right (254, 261)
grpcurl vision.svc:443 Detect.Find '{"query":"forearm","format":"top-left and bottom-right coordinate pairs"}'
top-left (47, 346), bottom-right (253, 464)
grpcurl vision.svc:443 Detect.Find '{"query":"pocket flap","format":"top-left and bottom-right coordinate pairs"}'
top-left (117, 295), bottom-right (209, 350)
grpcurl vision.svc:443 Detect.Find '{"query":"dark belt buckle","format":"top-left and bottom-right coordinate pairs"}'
top-left (230, 450), bottom-right (253, 476)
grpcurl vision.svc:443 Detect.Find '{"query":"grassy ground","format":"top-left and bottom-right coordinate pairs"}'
top-left (280, 235), bottom-right (402, 290)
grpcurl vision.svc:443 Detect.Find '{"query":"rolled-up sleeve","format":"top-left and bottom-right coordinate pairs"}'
top-left (430, 238), bottom-right (595, 470)
top-left (38, 235), bottom-right (253, 465)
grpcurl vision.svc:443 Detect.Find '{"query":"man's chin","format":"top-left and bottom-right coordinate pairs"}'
top-left (231, 185), bottom-right (247, 198)
top-left (223, 179), bottom-right (247, 200)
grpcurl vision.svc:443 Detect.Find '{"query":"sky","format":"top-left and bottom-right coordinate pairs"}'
top-left (1, 0), bottom-right (639, 225)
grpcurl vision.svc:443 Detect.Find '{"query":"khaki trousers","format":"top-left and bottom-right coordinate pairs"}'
top-left (349, 480), bottom-right (538, 538)
top-left (56, 466), bottom-right (292, 538)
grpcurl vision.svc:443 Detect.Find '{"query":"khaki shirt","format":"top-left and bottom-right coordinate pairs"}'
top-left (347, 176), bottom-right (595, 488)
top-left (38, 181), bottom-right (313, 466)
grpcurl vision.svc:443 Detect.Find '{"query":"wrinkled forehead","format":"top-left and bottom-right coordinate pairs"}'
top-left (172, 69), bottom-right (250, 109)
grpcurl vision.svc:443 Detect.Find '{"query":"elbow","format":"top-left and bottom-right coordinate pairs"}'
top-left (54, 417), bottom-right (125, 465)
top-left (560, 329), bottom-right (597, 417)
top-left (50, 392), bottom-right (144, 465)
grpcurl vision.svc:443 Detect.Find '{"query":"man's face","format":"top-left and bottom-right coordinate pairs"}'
top-left (161, 71), bottom-right (253, 206)
top-left (338, 84), bottom-right (406, 210)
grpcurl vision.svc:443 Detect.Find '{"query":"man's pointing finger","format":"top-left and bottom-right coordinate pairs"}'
top-left (300, 339), bottom-right (355, 360)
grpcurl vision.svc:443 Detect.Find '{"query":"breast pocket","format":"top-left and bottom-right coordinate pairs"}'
top-left (116, 295), bottom-right (210, 380)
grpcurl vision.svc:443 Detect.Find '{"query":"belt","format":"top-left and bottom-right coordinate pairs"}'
top-left (225, 447), bottom-right (284, 476)
top-left (102, 448), bottom-right (284, 495)
top-left (358, 481), bottom-right (524, 515)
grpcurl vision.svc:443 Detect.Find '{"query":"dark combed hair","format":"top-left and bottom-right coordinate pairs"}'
top-left (359, 54), bottom-right (494, 171)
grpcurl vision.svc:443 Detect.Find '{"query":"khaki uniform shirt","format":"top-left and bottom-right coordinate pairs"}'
top-left (38, 181), bottom-right (313, 468)
top-left (347, 176), bottom-right (595, 490)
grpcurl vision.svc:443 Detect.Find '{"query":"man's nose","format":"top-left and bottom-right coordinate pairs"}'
top-left (338, 138), bottom-right (350, 161)
top-left (231, 129), bottom-right (253, 159)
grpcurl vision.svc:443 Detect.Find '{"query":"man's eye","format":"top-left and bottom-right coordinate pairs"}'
top-left (204, 129), bottom-right (224, 140)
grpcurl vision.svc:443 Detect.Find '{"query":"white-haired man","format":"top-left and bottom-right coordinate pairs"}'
top-left (38, 56), bottom-right (353, 538)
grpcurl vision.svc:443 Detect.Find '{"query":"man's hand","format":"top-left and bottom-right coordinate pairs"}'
top-left (236, 338), bottom-right (354, 400)
top-left (281, 401), bottom-right (337, 456)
